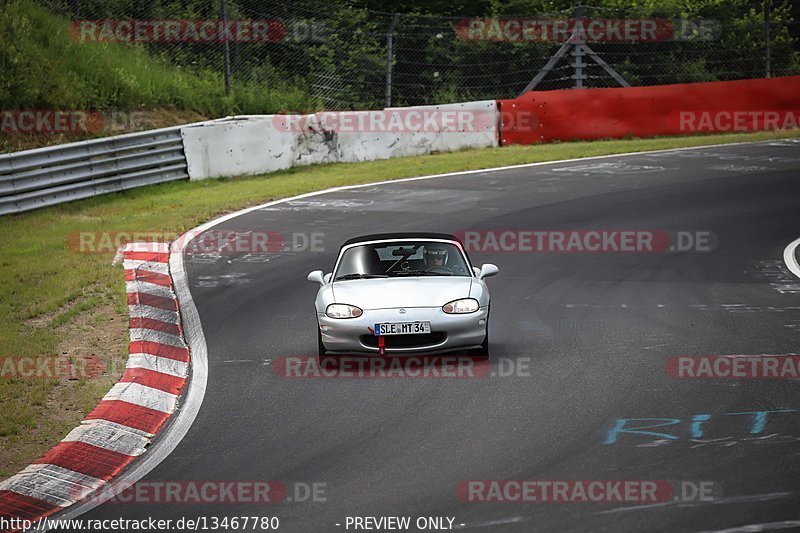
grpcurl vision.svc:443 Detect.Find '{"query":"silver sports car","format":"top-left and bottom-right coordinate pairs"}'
top-left (307, 233), bottom-right (498, 356)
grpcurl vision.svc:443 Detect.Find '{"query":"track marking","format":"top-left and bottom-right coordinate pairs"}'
top-left (782, 237), bottom-right (800, 280)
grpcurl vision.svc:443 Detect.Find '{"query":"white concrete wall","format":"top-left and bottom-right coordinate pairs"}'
top-left (182, 117), bottom-right (295, 180)
top-left (182, 101), bottom-right (498, 180)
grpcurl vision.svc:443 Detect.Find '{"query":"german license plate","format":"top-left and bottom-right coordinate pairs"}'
top-left (374, 322), bottom-right (431, 336)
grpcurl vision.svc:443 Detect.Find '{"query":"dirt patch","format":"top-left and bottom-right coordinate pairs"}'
top-left (23, 297), bottom-right (84, 329)
top-left (0, 293), bottom-right (128, 481)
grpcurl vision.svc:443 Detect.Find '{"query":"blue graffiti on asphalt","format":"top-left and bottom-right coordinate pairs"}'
top-left (604, 409), bottom-right (797, 444)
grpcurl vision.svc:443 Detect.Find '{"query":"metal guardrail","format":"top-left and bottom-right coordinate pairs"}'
top-left (0, 125), bottom-right (192, 216)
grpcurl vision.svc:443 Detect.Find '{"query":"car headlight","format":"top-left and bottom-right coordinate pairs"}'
top-left (326, 303), bottom-right (363, 319)
top-left (442, 298), bottom-right (479, 314)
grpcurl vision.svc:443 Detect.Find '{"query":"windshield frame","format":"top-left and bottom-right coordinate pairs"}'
top-left (331, 238), bottom-right (474, 281)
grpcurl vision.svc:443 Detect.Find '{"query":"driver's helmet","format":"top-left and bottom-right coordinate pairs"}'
top-left (424, 244), bottom-right (448, 267)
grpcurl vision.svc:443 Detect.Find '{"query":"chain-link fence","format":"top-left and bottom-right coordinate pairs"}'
top-left (36, 0), bottom-right (800, 111)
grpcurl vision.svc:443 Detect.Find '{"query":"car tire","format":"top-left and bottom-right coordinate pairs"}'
top-left (472, 330), bottom-right (490, 359)
top-left (471, 306), bottom-right (490, 358)
top-left (317, 327), bottom-right (328, 356)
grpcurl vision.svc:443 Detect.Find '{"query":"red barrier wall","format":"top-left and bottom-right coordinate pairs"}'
top-left (499, 76), bottom-right (800, 145)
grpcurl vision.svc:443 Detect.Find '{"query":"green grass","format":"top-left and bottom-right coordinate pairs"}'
top-left (49, 297), bottom-right (102, 329)
top-left (1, 128), bottom-right (799, 477)
top-left (0, 0), bottom-right (314, 115)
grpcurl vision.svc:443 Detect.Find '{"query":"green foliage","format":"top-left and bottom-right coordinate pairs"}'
top-left (0, 0), bottom-right (315, 114)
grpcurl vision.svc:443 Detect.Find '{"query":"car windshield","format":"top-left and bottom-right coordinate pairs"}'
top-left (334, 241), bottom-right (471, 280)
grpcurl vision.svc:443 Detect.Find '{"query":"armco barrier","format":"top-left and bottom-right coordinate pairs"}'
top-left (0, 125), bottom-right (198, 216)
top-left (499, 76), bottom-right (800, 145)
top-left (182, 101), bottom-right (499, 180)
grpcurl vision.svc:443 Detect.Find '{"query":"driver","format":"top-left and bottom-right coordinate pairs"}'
top-left (423, 245), bottom-right (448, 269)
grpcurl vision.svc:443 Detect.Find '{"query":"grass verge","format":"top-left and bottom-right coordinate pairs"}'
top-left (0, 0), bottom-right (314, 117)
top-left (2, 128), bottom-right (799, 479)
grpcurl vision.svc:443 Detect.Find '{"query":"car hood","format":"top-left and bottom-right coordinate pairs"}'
top-left (331, 277), bottom-right (473, 310)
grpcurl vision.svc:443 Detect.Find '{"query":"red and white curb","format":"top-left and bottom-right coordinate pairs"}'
top-left (0, 243), bottom-right (189, 531)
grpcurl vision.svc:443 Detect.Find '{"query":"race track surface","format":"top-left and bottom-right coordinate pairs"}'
top-left (82, 139), bottom-right (800, 532)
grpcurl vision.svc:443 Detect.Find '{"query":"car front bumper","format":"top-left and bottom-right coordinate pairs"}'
top-left (318, 306), bottom-right (488, 354)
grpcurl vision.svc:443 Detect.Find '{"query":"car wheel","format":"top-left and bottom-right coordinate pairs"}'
top-left (473, 307), bottom-right (490, 358)
top-left (317, 326), bottom-right (328, 356)
top-left (472, 330), bottom-right (490, 359)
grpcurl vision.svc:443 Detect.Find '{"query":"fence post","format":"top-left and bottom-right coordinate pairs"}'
top-left (764, 0), bottom-right (771, 78)
top-left (571, 6), bottom-right (586, 89)
top-left (385, 13), bottom-right (400, 108)
top-left (221, 0), bottom-right (232, 95)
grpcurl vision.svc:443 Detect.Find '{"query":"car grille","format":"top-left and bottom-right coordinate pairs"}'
top-left (360, 333), bottom-right (446, 349)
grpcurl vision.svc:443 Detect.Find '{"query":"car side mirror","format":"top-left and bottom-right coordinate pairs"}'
top-left (472, 267), bottom-right (481, 277)
top-left (323, 273), bottom-right (332, 283)
top-left (478, 264), bottom-right (499, 279)
top-left (307, 270), bottom-right (325, 284)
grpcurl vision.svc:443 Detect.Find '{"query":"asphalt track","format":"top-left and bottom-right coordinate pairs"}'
top-left (82, 139), bottom-right (800, 532)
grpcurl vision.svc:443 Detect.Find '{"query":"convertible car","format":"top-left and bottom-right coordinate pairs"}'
top-left (307, 233), bottom-right (498, 356)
